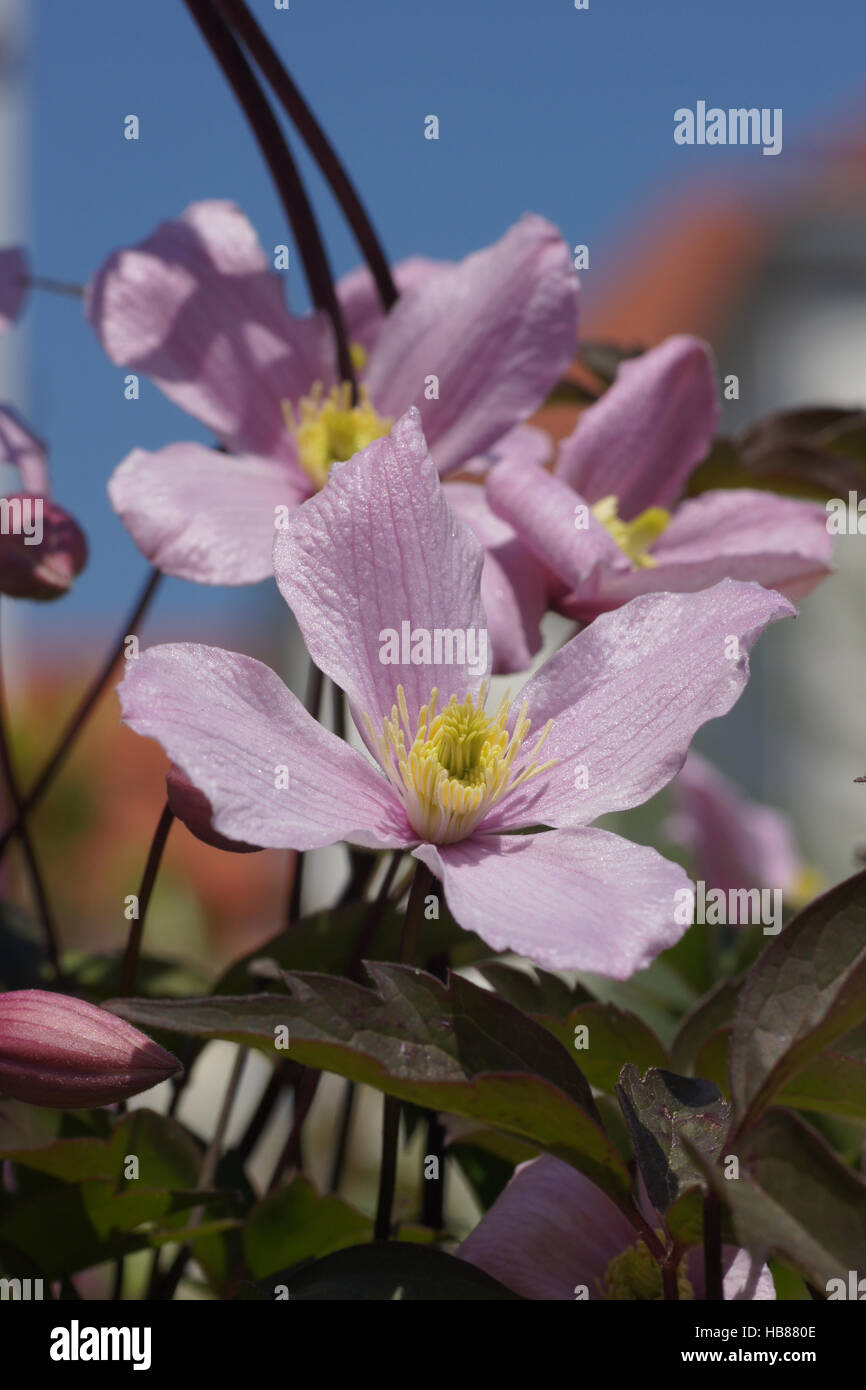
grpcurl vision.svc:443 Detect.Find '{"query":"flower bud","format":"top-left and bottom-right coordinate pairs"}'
top-left (0, 495), bottom-right (88, 600)
top-left (0, 989), bottom-right (182, 1108)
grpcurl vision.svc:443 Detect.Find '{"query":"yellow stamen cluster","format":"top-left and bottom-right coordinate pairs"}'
top-left (365, 682), bottom-right (556, 845)
top-left (601, 1239), bottom-right (694, 1301)
top-left (592, 494), bottom-right (670, 568)
top-left (284, 380), bottom-right (391, 490)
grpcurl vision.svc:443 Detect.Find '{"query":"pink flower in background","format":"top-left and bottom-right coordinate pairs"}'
top-left (0, 407), bottom-right (88, 600)
top-left (487, 335), bottom-right (834, 624)
top-left (86, 202), bottom-right (576, 670)
top-left (459, 1155), bottom-right (775, 1300)
top-left (117, 410), bottom-right (792, 978)
top-left (666, 751), bottom-right (816, 905)
top-left (0, 990), bottom-right (181, 1108)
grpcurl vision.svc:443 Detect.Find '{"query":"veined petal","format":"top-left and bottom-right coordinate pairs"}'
top-left (486, 457), bottom-right (625, 592)
top-left (108, 442), bottom-right (307, 585)
top-left (118, 644), bottom-right (412, 851)
top-left (444, 480), bottom-right (547, 674)
top-left (415, 827), bottom-right (692, 976)
top-left (275, 408), bottom-right (488, 735)
top-left (86, 200), bottom-right (336, 459)
top-left (366, 215), bottom-right (578, 475)
top-left (555, 336), bottom-right (718, 517)
top-left (336, 255), bottom-right (447, 356)
top-left (458, 421), bottom-right (553, 479)
top-left (491, 581), bottom-right (794, 831)
top-left (459, 1155), bottom-right (637, 1300)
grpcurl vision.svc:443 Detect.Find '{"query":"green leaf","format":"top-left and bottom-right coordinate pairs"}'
top-left (616, 1064), bottom-right (731, 1211)
top-left (471, 960), bottom-right (594, 1018)
top-left (729, 868), bottom-right (866, 1130)
top-left (695, 1109), bottom-right (866, 1290)
top-left (111, 965), bottom-right (632, 1206)
top-left (547, 1003), bottom-right (669, 1093)
top-left (216, 901), bottom-right (483, 995)
top-left (694, 1025), bottom-right (866, 1121)
top-left (671, 975), bottom-right (742, 1074)
top-left (61, 951), bottom-right (209, 1001)
top-left (262, 1240), bottom-right (523, 1300)
top-left (244, 1176), bottom-right (370, 1278)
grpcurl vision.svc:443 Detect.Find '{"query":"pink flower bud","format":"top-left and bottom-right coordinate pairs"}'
top-left (0, 495), bottom-right (88, 600)
top-left (0, 990), bottom-right (182, 1108)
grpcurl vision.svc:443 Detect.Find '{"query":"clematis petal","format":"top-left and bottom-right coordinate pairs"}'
top-left (415, 827), bottom-right (692, 976)
top-left (0, 247), bottom-right (28, 333)
top-left (336, 255), bottom-right (447, 356)
top-left (444, 480), bottom-right (548, 674)
top-left (166, 764), bottom-right (262, 853)
top-left (275, 408), bottom-right (488, 734)
top-left (555, 336), bottom-right (718, 518)
top-left (118, 644), bottom-right (413, 851)
top-left (667, 751), bottom-right (801, 897)
top-left (486, 456), bottom-right (625, 594)
top-left (86, 200), bottom-right (336, 460)
top-left (491, 581), bottom-right (794, 831)
top-left (686, 1247), bottom-right (776, 1300)
top-left (365, 216), bottom-right (578, 475)
top-left (108, 442), bottom-right (307, 585)
top-left (0, 406), bottom-right (49, 494)
top-left (458, 421), bottom-right (553, 479)
top-left (459, 1155), bottom-right (638, 1300)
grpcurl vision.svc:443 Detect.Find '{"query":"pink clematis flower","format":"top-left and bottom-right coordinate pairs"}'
top-left (486, 335), bottom-right (834, 624)
top-left (117, 410), bottom-right (792, 978)
top-left (86, 201), bottom-right (574, 669)
top-left (666, 751), bottom-right (817, 907)
top-left (0, 407), bottom-right (88, 600)
top-left (459, 1154), bottom-right (775, 1300)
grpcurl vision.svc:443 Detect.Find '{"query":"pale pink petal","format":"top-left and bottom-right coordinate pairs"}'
top-left (0, 406), bottom-right (49, 494)
top-left (366, 216), bottom-right (578, 475)
top-left (459, 1155), bottom-right (638, 1300)
top-left (118, 644), bottom-right (412, 850)
top-left (555, 336), bottom-right (718, 517)
top-left (491, 581), bottom-right (794, 831)
top-left (459, 422), bottom-right (553, 479)
top-left (275, 409), bottom-right (488, 736)
top-left (486, 457), bottom-right (625, 594)
top-left (416, 827), bottom-right (692, 976)
top-left (687, 1247), bottom-right (776, 1300)
top-left (336, 255), bottom-right (447, 356)
top-left (108, 442), bottom-right (307, 585)
top-left (166, 765), bottom-right (262, 853)
top-left (562, 488), bottom-right (834, 621)
top-left (444, 480), bottom-right (547, 674)
top-left (667, 751), bottom-right (801, 897)
top-left (0, 248), bottom-right (28, 333)
top-left (86, 200), bottom-right (335, 460)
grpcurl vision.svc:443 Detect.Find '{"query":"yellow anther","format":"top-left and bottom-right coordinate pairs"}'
top-left (284, 381), bottom-right (391, 490)
top-left (592, 494), bottom-right (670, 568)
top-left (364, 682), bottom-right (555, 845)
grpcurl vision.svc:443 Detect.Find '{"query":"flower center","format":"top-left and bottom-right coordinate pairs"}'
top-left (601, 1240), bottom-right (694, 1301)
top-left (284, 379), bottom-right (392, 490)
top-left (364, 682), bottom-right (555, 845)
top-left (592, 494), bottom-right (670, 568)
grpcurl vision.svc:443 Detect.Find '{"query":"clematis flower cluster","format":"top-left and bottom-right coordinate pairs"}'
top-left (118, 408), bottom-right (793, 978)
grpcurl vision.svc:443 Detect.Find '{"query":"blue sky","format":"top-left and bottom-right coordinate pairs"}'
top-left (20, 0), bottom-right (866, 646)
